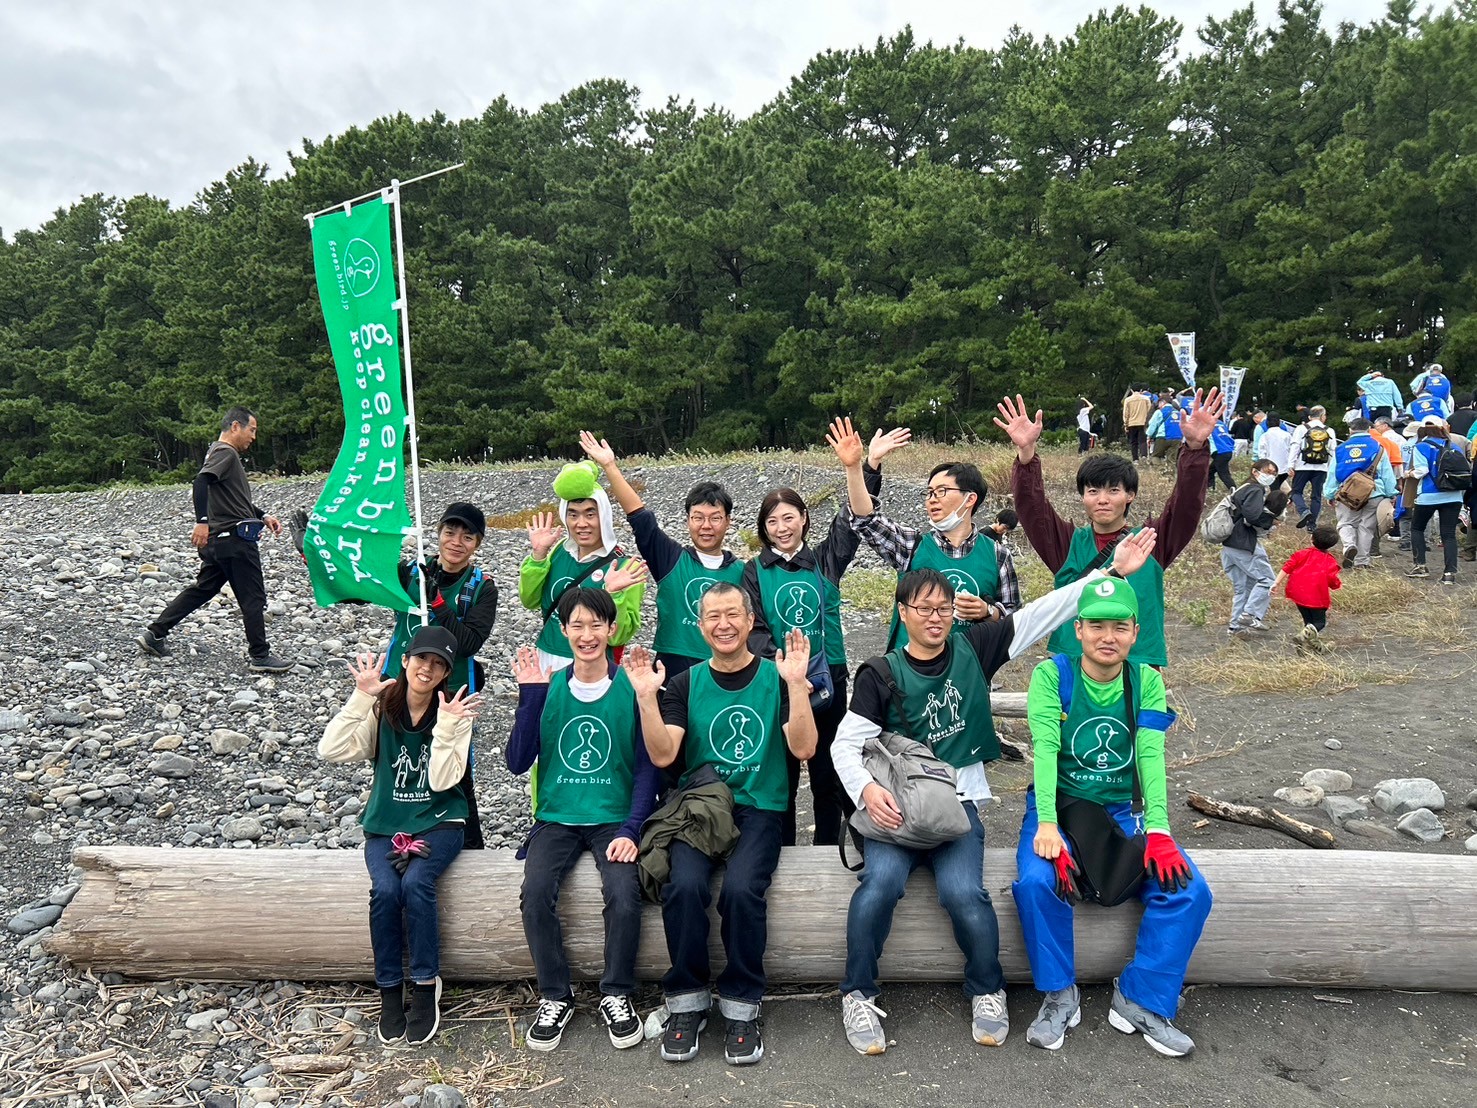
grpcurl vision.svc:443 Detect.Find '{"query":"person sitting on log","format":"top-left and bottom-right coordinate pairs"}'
top-left (626, 582), bottom-right (817, 1067)
top-left (1012, 578), bottom-right (1212, 1057)
top-left (319, 627), bottom-right (482, 1047)
top-left (505, 587), bottom-right (660, 1053)
top-left (520, 460), bottom-right (648, 673)
top-left (831, 530), bottom-right (1159, 1057)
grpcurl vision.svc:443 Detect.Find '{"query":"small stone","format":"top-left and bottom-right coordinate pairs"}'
top-left (1373, 778), bottom-right (1445, 816)
top-left (1396, 808), bottom-right (1445, 844)
top-left (1463, 788), bottom-right (1477, 810)
top-left (1465, 833), bottom-right (1477, 853)
top-left (1300, 769), bottom-right (1353, 793)
top-left (209, 729), bottom-right (252, 755)
top-left (1344, 819), bottom-right (1399, 841)
top-left (1321, 795), bottom-right (1368, 828)
top-left (0, 709), bottom-right (30, 732)
top-left (1323, 738), bottom-right (1342, 751)
top-left (7, 905), bottom-right (64, 935)
top-left (222, 816), bottom-right (264, 842)
top-left (149, 753), bottom-right (196, 779)
top-left (421, 1086), bottom-right (467, 1108)
top-left (184, 1008), bottom-right (228, 1031)
top-left (154, 801), bottom-right (176, 819)
top-left (250, 1089), bottom-right (280, 1104)
top-left (151, 735), bottom-right (183, 751)
top-left (64, 661), bottom-right (97, 673)
top-left (1274, 785), bottom-right (1325, 809)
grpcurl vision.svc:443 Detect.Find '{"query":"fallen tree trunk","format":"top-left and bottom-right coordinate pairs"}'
top-left (1186, 791), bottom-right (1338, 849)
top-left (48, 845), bottom-right (1477, 991)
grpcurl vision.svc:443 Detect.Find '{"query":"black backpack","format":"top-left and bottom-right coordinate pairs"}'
top-left (1433, 440), bottom-right (1473, 493)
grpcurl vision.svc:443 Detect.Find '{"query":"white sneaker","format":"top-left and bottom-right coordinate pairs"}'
top-left (841, 990), bottom-right (887, 1055)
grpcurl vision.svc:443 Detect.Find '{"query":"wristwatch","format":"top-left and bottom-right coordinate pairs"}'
top-left (1105, 567), bottom-right (1126, 580)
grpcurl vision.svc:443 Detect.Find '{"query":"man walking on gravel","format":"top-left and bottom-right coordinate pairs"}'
top-left (137, 407), bottom-right (293, 672)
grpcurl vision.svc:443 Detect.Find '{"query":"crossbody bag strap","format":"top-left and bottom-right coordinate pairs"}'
top-left (540, 549), bottom-right (619, 620)
top-left (1081, 531), bottom-right (1127, 578)
top-left (1123, 662), bottom-right (1142, 818)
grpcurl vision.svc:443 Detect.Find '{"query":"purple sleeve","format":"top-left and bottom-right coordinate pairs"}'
top-left (617, 721), bottom-right (660, 842)
top-left (505, 683), bottom-right (549, 775)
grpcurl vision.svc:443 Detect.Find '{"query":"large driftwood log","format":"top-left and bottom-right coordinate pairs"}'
top-left (1187, 791), bottom-right (1338, 849)
top-left (48, 846), bottom-right (1477, 991)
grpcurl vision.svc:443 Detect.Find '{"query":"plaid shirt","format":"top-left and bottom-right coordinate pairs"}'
top-left (844, 505), bottom-right (1021, 614)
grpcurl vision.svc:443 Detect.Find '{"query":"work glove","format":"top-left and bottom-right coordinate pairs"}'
top-left (388, 832), bottom-right (431, 875)
top-left (1052, 848), bottom-right (1082, 903)
top-left (1144, 832), bottom-right (1194, 893)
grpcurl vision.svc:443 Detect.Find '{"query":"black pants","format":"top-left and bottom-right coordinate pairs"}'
top-left (150, 536), bottom-right (270, 657)
top-left (1411, 501), bottom-right (1461, 575)
top-left (1296, 605), bottom-right (1328, 632)
top-left (520, 821), bottom-right (642, 1001)
top-left (1210, 453), bottom-right (1235, 492)
top-left (784, 667), bottom-right (853, 847)
top-left (1127, 426), bottom-right (1146, 461)
top-left (1077, 430), bottom-right (1092, 453)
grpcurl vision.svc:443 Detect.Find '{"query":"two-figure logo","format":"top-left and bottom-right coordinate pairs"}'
top-left (708, 706), bottom-right (767, 765)
top-left (556, 716), bottom-right (613, 774)
top-left (1069, 715), bottom-right (1131, 772)
top-left (343, 238), bottom-right (381, 298)
top-left (392, 743), bottom-right (429, 793)
top-left (923, 678), bottom-right (964, 729)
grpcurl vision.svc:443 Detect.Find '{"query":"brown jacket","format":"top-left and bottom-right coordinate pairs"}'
top-left (1122, 391), bottom-right (1152, 429)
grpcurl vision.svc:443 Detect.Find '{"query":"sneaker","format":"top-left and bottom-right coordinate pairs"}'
top-left (724, 1017), bottom-right (764, 1065)
top-left (525, 997), bottom-right (575, 1052)
top-left (1441, 571), bottom-right (1457, 586)
top-left (1226, 620), bottom-right (1244, 636)
top-left (1026, 986), bottom-right (1081, 1051)
top-left (841, 990), bottom-right (887, 1055)
top-left (1245, 618), bottom-right (1267, 632)
top-left (971, 990), bottom-right (1009, 1046)
top-left (1108, 980), bottom-right (1195, 1057)
top-left (1296, 624), bottom-right (1319, 650)
top-left (598, 994), bottom-right (642, 1050)
top-left (405, 977), bottom-right (442, 1045)
top-left (136, 629), bottom-right (171, 658)
top-left (660, 1009), bottom-right (707, 1063)
top-left (1406, 564), bottom-right (1430, 578)
top-left (248, 653), bottom-right (294, 672)
top-left (376, 984), bottom-right (406, 1045)
top-left (1296, 512), bottom-right (1312, 530)
top-left (1341, 545), bottom-right (1357, 569)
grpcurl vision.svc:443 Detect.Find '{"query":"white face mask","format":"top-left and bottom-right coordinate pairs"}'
top-left (1255, 472), bottom-right (1276, 488)
top-left (930, 504), bottom-right (971, 533)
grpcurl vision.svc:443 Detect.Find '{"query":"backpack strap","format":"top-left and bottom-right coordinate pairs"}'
top-left (1052, 653), bottom-right (1075, 717)
top-left (540, 549), bottom-right (620, 620)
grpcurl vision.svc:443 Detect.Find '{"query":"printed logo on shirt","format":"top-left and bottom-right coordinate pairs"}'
top-left (556, 715), bottom-right (614, 775)
top-left (920, 678), bottom-right (968, 747)
top-left (777, 581), bottom-right (821, 632)
top-left (708, 705), bottom-right (768, 766)
top-left (683, 576), bottom-right (719, 623)
top-left (1069, 715), bottom-right (1131, 774)
top-left (390, 741), bottom-right (430, 801)
top-left (551, 575), bottom-right (577, 597)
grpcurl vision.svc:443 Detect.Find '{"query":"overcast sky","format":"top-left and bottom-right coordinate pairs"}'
top-left (0, 0), bottom-right (1398, 236)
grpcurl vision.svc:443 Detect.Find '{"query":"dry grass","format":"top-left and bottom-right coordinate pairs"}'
top-left (1174, 641), bottom-right (1414, 694)
top-left (840, 566), bottom-right (899, 614)
top-left (485, 501), bottom-right (556, 530)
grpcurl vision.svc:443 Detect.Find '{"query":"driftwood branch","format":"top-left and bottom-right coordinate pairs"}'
top-left (1186, 791), bottom-right (1337, 849)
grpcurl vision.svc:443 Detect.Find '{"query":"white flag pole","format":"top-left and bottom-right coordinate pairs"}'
top-left (388, 180), bottom-right (430, 627)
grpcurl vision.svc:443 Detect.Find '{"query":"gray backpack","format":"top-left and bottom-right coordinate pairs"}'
top-left (1200, 493), bottom-right (1237, 545)
top-left (841, 660), bottom-right (971, 870)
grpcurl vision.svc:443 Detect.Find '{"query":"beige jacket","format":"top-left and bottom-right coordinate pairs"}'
top-left (318, 689), bottom-right (472, 793)
top-left (1122, 392), bottom-right (1152, 429)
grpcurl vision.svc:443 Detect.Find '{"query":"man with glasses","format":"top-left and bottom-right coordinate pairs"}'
top-left (835, 419), bottom-right (1020, 649)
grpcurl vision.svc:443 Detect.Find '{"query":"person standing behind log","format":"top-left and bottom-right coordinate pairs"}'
top-left (1013, 578), bottom-right (1211, 1057)
top-left (319, 627), bottom-right (482, 1047)
top-left (997, 388), bottom-right (1224, 670)
top-left (629, 584), bottom-right (816, 1067)
top-left (506, 588), bottom-right (658, 1053)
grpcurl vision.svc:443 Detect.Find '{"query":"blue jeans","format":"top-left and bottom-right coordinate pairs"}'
top-left (1012, 790), bottom-right (1212, 1019)
top-left (1289, 469), bottom-right (1325, 526)
top-left (662, 805), bottom-right (782, 1021)
top-left (364, 826), bottom-right (464, 987)
top-left (841, 802), bottom-right (1004, 998)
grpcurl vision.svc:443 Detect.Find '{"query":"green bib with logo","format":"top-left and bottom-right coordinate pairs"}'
top-left (362, 711), bottom-right (470, 837)
top-left (386, 564), bottom-right (482, 693)
top-left (1057, 657), bottom-right (1146, 805)
top-left (755, 556), bottom-right (846, 666)
top-left (1047, 528), bottom-right (1166, 666)
top-left (684, 660), bottom-right (789, 811)
top-left (883, 637), bottom-right (999, 767)
top-left (535, 545), bottom-right (608, 659)
top-left (653, 551), bottom-right (746, 660)
top-left (887, 531), bottom-right (1002, 649)
top-left (534, 668), bottom-right (638, 826)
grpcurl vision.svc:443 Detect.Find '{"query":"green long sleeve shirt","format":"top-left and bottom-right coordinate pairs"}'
top-left (517, 551), bottom-right (646, 648)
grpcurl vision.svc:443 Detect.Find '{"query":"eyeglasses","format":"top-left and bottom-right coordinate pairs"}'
top-left (921, 486), bottom-right (963, 502)
top-left (687, 513), bottom-right (729, 527)
top-left (903, 603), bottom-right (956, 619)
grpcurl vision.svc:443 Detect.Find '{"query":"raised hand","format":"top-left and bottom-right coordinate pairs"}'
top-left (826, 416), bottom-right (865, 469)
top-left (622, 644), bottom-right (666, 699)
top-left (773, 626), bottom-right (812, 685)
top-left (578, 430), bottom-right (616, 467)
top-left (437, 686), bottom-right (484, 720)
top-left (1109, 527), bottom-right (1158, 578)
top-left (1181, 387), bottom-right (1227, 449)
top-left (993, 394), bottom-right (1044, 463)
top-left (867, 426), bottom-right (912, 468)
top-left (511, 645), bottom-right (550, 685)
top-left (526, 511), bottom-right (563, 559)
top-left (602, 556), bottom-right (648, 594)
top-left (349, 652), bottom-right (396, 698)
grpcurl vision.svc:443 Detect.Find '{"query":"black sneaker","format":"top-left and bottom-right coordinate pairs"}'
top-left (248, 653), bottom-right (294, 673)
top-left (377, 985), bottom-right (406, 1045)
top-left (1441, 571), bottom-right (1457, 585)
top-left (525, 997), bottom-right (575, 1052)
top-left (1341, 545), bottom-right (1357, 569)
top-left (136, 629), bottom-right (171, 658)
top-left (1296, 513), bottom-right (1312, 530)
top-left (660, 1009), bottom-right (707, 1063)
top-left (598, 994), bottom-right (643, 1050)
top-left (405, 977), bottom-right (442, 1045)
top-left (724, 1017), bottom-right (764, 1065)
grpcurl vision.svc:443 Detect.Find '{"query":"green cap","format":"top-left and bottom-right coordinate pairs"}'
top-left (1078, 575), bottom-right (1138, 621)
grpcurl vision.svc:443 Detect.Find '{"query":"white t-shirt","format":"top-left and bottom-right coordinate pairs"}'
top-left (1077, 409), bottom-right (1092, 433)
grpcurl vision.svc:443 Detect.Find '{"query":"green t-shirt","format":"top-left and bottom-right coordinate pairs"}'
top-left (887, 531), bottom-right (1001, 650)
top-left (653, 551), bottom-right (746, 660)
top-left (361, 710), bottom-right (470, 837)
top-left (1026, 656), bottom-right (1171, 832)
top-left (755, 556), bottom-right (846, 666)
top-left (883, 637), bottom-right (999, 768)
top-left (535, 668), bottom-right (639, 826)
top-left (683, 659), bottom-right (790, 811)
top-left (1047, 528), bottom-right (1167, 666)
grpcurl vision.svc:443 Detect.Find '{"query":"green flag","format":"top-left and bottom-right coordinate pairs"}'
top-left (304, 197), bottom-right (418, 611)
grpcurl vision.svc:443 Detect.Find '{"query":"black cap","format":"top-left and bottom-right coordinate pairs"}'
top-left (438, 502), bottom-right (485, 537)
top-left (406, 626), bottom-right (458, 668)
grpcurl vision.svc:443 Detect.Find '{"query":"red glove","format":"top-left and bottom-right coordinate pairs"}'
top-left (1144, 833), bottom-right (1194, 893)
top-left (1052, 849), bottom-right (1081, 903)
top-left (429, 592), bottom-right (447, 615)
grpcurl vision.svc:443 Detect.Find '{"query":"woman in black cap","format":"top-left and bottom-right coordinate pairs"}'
top-left (320, 626), bottom-right (482, 1047)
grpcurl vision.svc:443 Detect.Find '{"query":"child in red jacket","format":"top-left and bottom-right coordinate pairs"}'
top-left (1273, 526), bottom-right (1342, 651)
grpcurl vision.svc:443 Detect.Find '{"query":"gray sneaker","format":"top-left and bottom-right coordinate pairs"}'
top-left (841, 990), bottom-right (887, 1055)
top-left (248, 653), bottom-right (294, 673)
top-left (136, 629), bottom-right (171, 658)
top-left (1108, 980), bottom-right (1195, 1057)
top-left (970, 989), bottom-right (1009, 1046)
top-left (1026, 986), bottom-right (1081, 1051)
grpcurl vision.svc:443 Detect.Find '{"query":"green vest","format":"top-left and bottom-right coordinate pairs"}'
top-left (755, 556), bottom-right (846, 666)
top-left (1057, 657), bottom-right (1146, 806)
top-left (534, 668), bottom-right (639, 826)
top-left (386, 563), bottom-right (483, 693)
top-left (653, 550), bottom-right (746, 660)
top-left (684, 660), bottom-right (789, 811)
top-left (535, 545), bottom-right (612, 659)
top-left (1047, 528), bottom-right (1166, 666)
top-left (883, 637), bottom-right (999, 767)
top-left (362, 709), bottom-right (469, 837)
top-left (887, 530), bottom-right (1002, 649)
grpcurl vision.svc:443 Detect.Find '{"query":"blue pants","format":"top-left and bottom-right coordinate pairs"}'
top-left (841, 803), bottom-right (1004, 999)
top-left (364, 825), bottom-right (464, 988)
top-left (662, 805), bottom-right (782, 1020)
top-left (1012, 791), bottom-right (1211, 1019)
top-left (1289, 469), bottom-right (1325, 526)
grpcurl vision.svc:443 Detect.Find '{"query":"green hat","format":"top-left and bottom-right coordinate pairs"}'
top-left (1078, 576), bottom-right (1138, 621)
top-left (552, 459), bottom-right (600, 502)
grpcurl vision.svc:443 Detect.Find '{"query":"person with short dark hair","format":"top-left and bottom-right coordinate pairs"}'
top-left (1221, 460), bottom-right (1283, 634)
top-left (988, 508), bottom-right (1019, 539)
top-left (137, 406), bottom-right (293, 671)
top-left (1287, 406), bottom-right (1336, 529)
top-left (1274, 526), bottom-right (1342, 651)
top-left (1076, 398), bottom-right (1096, 453)
top-left (320, 626), bottom-right (483, 1046)
top-left (1122, 388), bottom-right (1152, 461)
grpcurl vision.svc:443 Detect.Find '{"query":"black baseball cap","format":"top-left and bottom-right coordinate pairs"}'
top-left (438, 502), bottom-right (485, 537)
top-left (406, 626), bottom-right (457, 668)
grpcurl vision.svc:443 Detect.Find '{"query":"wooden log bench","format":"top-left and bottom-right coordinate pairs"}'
top-left (47, 846), bottom-right (1477, 992)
